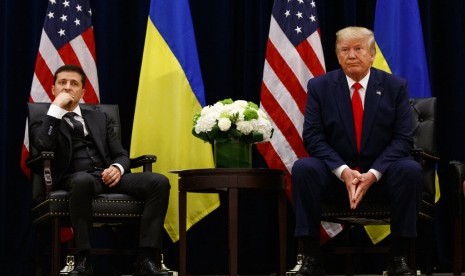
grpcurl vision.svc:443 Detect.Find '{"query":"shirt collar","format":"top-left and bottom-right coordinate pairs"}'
top-left (70, 105), bottom-right (83, 117)
top-left (346, 71), bottom-right (370, 90)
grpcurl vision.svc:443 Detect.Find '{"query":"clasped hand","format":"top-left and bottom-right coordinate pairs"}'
top-left (341, 168), bottom-right (376, 209)
top-left (52, 91), bottom-right (77, 110)
top-left (101, 166), bottom-right (122, 187)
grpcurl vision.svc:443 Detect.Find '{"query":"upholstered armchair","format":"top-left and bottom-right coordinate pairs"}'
top-left (288, 97), bottom-right (438, 276)
top-left (27, 103), bottom-right (163, 276)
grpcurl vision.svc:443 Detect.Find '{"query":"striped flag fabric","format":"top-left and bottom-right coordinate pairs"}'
top-left (20, 0), bottom-right (100, 178)
top-left (365, 0), bottom-right (433, 244)
top-left (21, 0), bottom-right (99, 244)
top-left (257, 0), bottom-right (342, 243)
top-left (130, 0), bottom-right (220, 242)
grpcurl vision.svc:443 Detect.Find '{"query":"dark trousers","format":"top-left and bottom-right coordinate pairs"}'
top-left (60, 171), bottom-right (170, 251)
top-left (291, 157), bottom-right (423, 239)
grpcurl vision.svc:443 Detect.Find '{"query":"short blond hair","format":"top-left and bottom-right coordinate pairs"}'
top-left (335, 26), bottom-right (376, 56)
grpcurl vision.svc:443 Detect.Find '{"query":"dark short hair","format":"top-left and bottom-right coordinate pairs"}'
top-left (53, 64), bottom-right (87, 87)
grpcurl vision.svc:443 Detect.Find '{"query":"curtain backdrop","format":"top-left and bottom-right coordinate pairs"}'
top-left (2, 0), bottom-right (465, 275)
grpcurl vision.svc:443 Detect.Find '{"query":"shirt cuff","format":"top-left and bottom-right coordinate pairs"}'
top-left (333, 165), bottom-right (349, 181)
top-left (369, 168), bottom-right (382, 182)
top-left (111, 163), bottom-right (125, 175)
top-left (47, 104), bottom-right (68, 119)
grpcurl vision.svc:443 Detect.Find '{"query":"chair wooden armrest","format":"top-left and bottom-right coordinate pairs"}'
top-left (449, 160), bottom-right (465, 212)
top-left (26, 151), bottom-right (55, 165)
top-left (130, 154), bottom-right (157, 172)
top-left (411, 148), bottom-right (440, 163)
top-left (26, 151), bottom-right (54, 196)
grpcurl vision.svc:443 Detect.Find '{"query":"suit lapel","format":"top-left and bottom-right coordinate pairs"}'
top-left (333, 70), bottom-right (357, 151)
top-left (59, 119), bottom-right (73, 147)
top-left (361, 69), bottom-right (383, 150)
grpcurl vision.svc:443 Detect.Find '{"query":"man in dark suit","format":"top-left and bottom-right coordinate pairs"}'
top-left (291, 27), bottom-right (423, 276)
top-left (29, 64), bottom-right (170, 276)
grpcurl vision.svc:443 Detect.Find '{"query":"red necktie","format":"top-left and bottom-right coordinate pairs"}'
top-left (352, 82), bottom-right (363, 153)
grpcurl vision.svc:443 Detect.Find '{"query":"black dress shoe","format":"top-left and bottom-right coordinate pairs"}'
top-left (133, 257), bottom-right (169, 276)
top-left (69, 255), bottom-right (93, 276)
top-left (387, 256), bottom-right (415, 276)
top-left (295, 256), bottom-right (325, 276)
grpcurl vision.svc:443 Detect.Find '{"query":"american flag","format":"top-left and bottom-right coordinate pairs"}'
top-left (257, 0), bottom-right (342, 243)
top-left (21, 0), bottom-right (99, 178)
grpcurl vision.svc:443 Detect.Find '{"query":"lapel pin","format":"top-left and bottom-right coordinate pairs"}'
top-left (376, 90), bottom-right (382, 95)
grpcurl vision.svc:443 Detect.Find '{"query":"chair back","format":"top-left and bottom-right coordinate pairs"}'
top-left (410, 97), bottom-right (437, 158)
top-left (410, 97), bottom-right (437, 214)
top-left (27, 103), bottom-right (121, 139)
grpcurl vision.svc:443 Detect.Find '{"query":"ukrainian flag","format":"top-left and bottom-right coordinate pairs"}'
top-left (366, 0), bottom-right (435, 244)
top-left (373, 0), bottom-right (431, 98)
top-left (130, 0), bottom-right (219, 242)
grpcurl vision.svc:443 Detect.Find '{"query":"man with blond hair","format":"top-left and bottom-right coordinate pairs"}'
top-left (292, 27), bottom-right (422, 276)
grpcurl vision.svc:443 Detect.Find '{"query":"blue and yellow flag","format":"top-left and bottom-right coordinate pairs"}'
top-left (130, 0), bottom-right (219, 242)
top-left (367, 0), bottom-right (435, 244)
top-left (373, 0), bottom-right (431, 98)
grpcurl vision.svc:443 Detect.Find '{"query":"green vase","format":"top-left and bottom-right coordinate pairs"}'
top-left (214, 140), bottom-right (252, 168)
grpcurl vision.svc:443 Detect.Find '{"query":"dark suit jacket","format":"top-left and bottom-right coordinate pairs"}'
top-left (29, 105), bottom-right (130, 184)
top-left (303, 67), bottom-right (414, 174)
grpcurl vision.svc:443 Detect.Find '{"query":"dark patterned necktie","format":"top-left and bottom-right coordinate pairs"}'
top-left (64, 112), bottom-right (85, 137)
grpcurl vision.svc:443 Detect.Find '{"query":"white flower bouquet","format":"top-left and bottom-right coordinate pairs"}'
top-left (192, 98), bottom-right (274, 144)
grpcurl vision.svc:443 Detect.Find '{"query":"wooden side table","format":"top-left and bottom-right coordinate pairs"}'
top-left (174, 168), bottom-right (287, 276)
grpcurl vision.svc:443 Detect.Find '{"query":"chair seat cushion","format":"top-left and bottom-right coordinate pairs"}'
top-left (322, 197), bottom-right (434, 225)
top-left (32, 190), bottom-right (145, 224)
top-left (322, 199), bottom-right (391, 225)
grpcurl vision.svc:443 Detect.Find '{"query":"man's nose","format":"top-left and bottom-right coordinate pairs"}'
top-left (348, 48), bottom-right (356, 58)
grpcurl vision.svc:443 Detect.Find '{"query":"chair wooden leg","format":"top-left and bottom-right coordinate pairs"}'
top-left (423, 220), bottom-right (434, 276)
top-left (344, 226), bottom-right (355, 276)
top-left (52, 218), bottom-right (61, 276)
top-left (409, 239), bottom-right (416, 273)
top-left (35, 225), bottom-right (43, 276)
top-left (286, 239), bottom-right (304, 275)
top-left (454, 215), bottom-right (463, 276)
